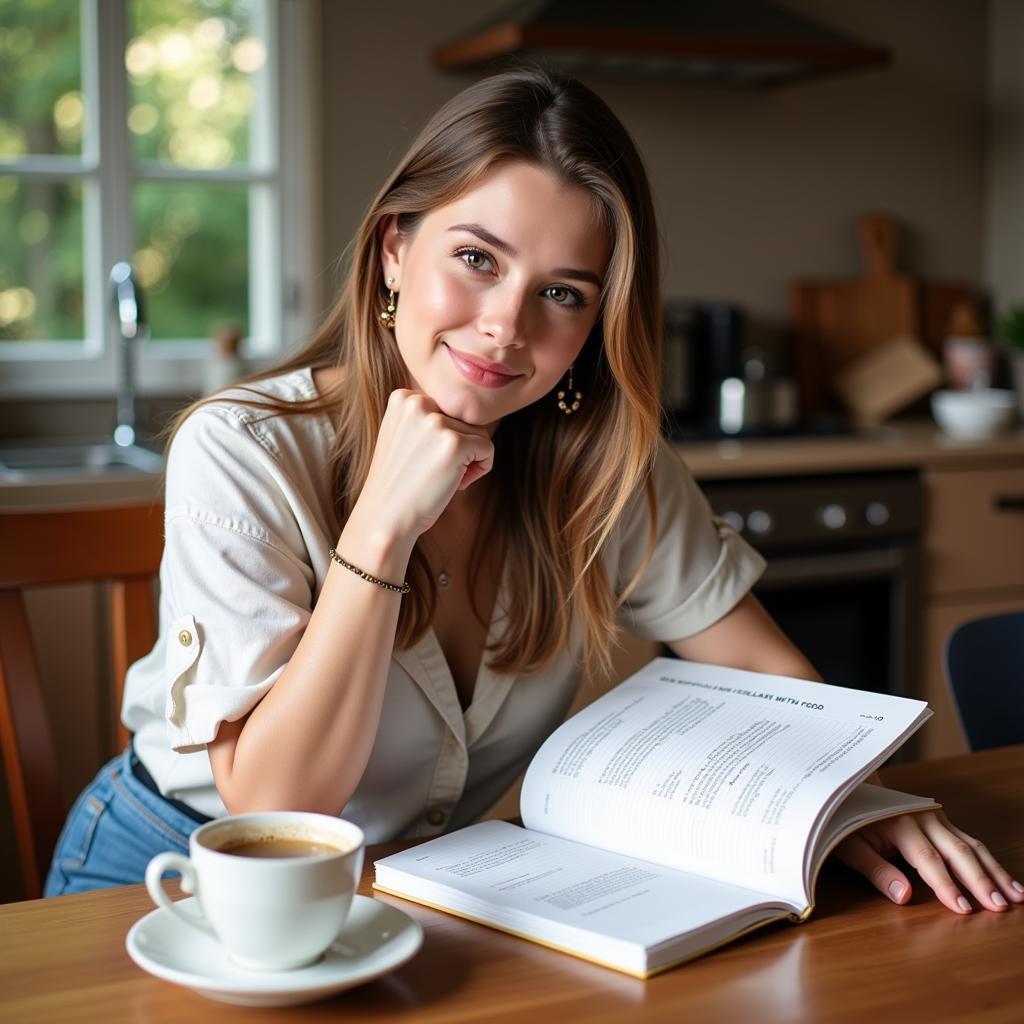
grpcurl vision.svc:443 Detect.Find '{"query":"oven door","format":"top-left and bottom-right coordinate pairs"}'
top-left (754, 543), bottom-right (920, 700)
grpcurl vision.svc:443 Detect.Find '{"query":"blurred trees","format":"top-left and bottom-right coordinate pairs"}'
top-left (0, 0), bottom-right (83, 340)
top-left (0, 0), bottom-right (258, 343)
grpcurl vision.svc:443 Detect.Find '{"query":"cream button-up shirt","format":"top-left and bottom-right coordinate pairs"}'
top-left (124, 369), bottom-right (765, 840)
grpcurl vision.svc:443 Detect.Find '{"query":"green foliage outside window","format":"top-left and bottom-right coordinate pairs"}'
top-left (0, 0), bottom-right (259, 343)
top-left (0, 0), bottom-right (83, 339)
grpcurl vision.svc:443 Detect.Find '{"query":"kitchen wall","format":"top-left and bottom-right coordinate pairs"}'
top-left (319, 0), bottom-right (989, 336)
top-left (986, 0), bottom-right (1024, 312)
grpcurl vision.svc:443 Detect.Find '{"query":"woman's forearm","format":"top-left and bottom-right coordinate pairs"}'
top-left (210, 390), bottom-right (496, 814)
top-left (669, 592), bottom-right (822, 682)
top-left (211, 504), bottom-right (416, 814)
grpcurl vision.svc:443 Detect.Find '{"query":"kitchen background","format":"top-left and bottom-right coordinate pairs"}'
top-left (323, 0), bottom-right (1020, 335)
top-left (1, 0), bottom-right (1023, 901)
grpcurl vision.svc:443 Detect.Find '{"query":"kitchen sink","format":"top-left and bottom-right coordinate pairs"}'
top-left (0, 439), bottom-right (165, 483)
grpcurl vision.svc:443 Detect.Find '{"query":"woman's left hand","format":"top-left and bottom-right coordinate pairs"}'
top-left (665, 605), bottom-right (1023, 915)
top-left (835, 810), bottom-right (1024, 913)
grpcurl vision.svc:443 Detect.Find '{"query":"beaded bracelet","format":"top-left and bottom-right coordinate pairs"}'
top-left (328, 547), bottom-right (410, 595)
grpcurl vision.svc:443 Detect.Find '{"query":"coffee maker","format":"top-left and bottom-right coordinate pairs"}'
top-left (663, 301), bottom-right (798, 437)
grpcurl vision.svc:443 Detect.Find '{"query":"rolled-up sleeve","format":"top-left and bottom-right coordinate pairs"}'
top-left (615, 439), bottom-right (766, 642)
top-left (160, 407), bottom-right (316, 752)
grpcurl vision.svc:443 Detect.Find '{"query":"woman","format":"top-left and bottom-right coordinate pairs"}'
top-left (46, 68), bottom-right (1021, 916)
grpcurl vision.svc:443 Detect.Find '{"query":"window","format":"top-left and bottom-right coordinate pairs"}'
top-left (0, 0), bottom-right (315, 397)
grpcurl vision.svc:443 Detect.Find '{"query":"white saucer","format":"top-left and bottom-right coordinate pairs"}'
top-left (126, 894), bottom-right (423, 1007)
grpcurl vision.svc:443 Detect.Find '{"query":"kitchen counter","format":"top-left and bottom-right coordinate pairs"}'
top-left (0, 473), bottom-right (163, 509)
top-left (677, 420), bottom-right (1024, 480)
top-left (4, 421), bottom-right (1022, 505)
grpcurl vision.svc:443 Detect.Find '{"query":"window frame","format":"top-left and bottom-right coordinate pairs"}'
top-left (0, 0), bottom-right (318, 398)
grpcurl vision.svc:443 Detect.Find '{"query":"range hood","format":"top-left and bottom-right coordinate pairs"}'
top-left (433, 0), bottom-right (890, 89)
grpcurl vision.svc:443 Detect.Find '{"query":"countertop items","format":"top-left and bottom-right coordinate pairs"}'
top-left (930, 388), bottom-right (1018, 442)
top-left (943, 300), bottom-right (994, 391)
top-left (832, 335), bottom-right (941, 427)
top-left (790, 214), bottom-right (975, 416)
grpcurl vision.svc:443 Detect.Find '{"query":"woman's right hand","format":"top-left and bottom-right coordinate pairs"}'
top-left (355, 389), bottom-right (495, 542)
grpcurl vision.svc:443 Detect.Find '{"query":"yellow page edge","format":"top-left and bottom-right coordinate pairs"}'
top-left (372, 883), bottom-right (798, 979)
top-left (372, 803), bottom-right (941, 968)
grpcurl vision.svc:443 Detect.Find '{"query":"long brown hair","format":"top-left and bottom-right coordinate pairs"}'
top-left (172, 66), bottom-right (662, 679)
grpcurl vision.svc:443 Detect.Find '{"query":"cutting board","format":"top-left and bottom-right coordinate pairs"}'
top-left (790, 214), bottom-right (976, 413)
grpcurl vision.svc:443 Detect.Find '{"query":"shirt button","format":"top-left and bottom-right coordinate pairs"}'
top-left (426, 807), bottom-right (445, 827)
top-left (178, 630), bottom-right (193, 646)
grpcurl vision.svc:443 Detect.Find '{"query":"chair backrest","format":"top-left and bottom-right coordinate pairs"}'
top-left (943, 610), bottom-right (1024, 752)
top-left (0, 502), bottom-right (164, 900)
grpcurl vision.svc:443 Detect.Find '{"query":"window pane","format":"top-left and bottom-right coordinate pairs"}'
top-left (0, 176), bottom-right (83, 341)
top-left (0, 0), bottom-right (83, 158)
top-left (133, 180), bottom-right (248, 340)
top-left (128, 0), bottom-right (264, 169)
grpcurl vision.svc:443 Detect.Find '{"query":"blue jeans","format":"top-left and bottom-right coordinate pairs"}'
top-left (44, 745), bottom-right (204, 897)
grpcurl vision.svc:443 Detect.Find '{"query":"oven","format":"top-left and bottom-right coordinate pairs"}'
top-left (699, 471), bottom-right (922, 701)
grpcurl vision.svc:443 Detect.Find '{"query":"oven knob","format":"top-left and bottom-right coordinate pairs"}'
top-left (818, 503), bottom-right (847, 530)
top-left (865, 501), bottom-right (890, 526)
top-left (721, 510), bottom-right (745, 533)
top-left (746, 509), bottom-right (774, 536)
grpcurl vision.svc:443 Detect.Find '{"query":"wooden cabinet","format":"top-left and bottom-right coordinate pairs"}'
top-left (919, 463), bottom-right (1024, 760)
top-left (923, 465), bottom-right (1024, 595)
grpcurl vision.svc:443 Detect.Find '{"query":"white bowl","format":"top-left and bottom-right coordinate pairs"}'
top-left (931, 388), bottom-right (1017, 441)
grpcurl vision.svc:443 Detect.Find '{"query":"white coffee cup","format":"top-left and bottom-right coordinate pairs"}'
top-left (145, 811), bottom-right (365, 971)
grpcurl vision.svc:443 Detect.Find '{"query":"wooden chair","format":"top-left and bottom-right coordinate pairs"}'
top-left (0, 502), bottom-right (164, 899)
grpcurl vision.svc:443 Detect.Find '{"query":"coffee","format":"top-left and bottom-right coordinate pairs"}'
top-left (219, 836), bottom-right (347, 859)
top-left (147, 811), bottom-right (365, 970)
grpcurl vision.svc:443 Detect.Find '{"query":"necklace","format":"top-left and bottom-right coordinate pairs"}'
top-left (437, 560), bottom-right (451, 588)
top-left (424, 535), bottom-right (452, 588)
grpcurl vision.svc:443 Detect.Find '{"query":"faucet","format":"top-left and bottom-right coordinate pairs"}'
top-left (109, 261), bottom-right (147, 448)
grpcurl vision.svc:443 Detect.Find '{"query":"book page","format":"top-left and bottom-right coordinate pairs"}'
top-left (805, 783), bottom-right (939, 893)
top-left (375, 820), bottom-right (790, 975)
top-left (520, 658), bottom-right (930, 904)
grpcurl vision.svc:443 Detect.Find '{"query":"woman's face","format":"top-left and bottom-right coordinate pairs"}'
top-left (380, 161), bottom-right (610, 430)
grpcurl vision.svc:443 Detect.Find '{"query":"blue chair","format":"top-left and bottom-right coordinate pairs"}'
top-left (942, 610), bottom-right (1024, 751)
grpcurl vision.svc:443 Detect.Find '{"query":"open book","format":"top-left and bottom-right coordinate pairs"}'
top-left (374, 658), bottom-right (938, 978)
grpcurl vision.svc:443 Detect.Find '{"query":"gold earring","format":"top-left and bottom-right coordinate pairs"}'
top-left (557, 365), bottom-right (582, 415)
top-left (379, 276), bottom-right (397, 330)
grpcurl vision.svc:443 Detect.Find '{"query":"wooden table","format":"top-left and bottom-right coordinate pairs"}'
top-left (2, 747), bottom-right (1023, 1023)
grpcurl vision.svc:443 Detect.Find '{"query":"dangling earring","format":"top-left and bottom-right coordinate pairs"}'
top-left (379, 276), bottom-right (397, 330)
top-left (557, 364), bottom-right (582, 415)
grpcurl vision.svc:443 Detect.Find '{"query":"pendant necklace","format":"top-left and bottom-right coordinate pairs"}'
top-left (438, 561), bottom-right (451, 588)
top-left (425, 535), bottom-right (452, 588)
